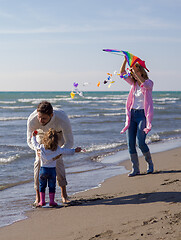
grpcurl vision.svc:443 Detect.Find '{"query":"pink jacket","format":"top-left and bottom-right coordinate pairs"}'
top-left (120, 73), bottom-right (154, 134)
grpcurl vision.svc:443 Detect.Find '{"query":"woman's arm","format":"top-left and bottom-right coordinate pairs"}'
top-left (120, 57), bottom-right (134, 85)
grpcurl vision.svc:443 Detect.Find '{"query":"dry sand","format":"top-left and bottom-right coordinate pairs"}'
top-left (0, 147), bottom-right (181, 240)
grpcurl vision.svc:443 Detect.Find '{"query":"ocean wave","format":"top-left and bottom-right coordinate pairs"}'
top-left (68, 112), bottom-right (124, 119)
top-left (154, 106), bottom-right (166, 110)
top-left (0, 106), bottom-right (33, 109)
top-left (146, 133), bottom-right (161, 144)
top-left (100, 107), bottom-right (125, 111)
top-left (0, 101), bottom-right (16, 104)
top-left (0, 154), bottom-right (20, 164)
top-left (68, 99), bottom-right (126, 105)
top-left (18, 98), bottom-right (62, 104)
top-left (85, 141), bottom-right (126, 153)
top-left (146, 129), bottom-right (181, 144)
top-left (84, 95), bottom-right (127, 100)
top-left (153, 97), bottom-right (180, 103)
top-left (0, 117), bottom-right (27, 121)
top-left (159, 129), bottom-right (181, 136)
top-left (69, 114), bottom-right (99, 119)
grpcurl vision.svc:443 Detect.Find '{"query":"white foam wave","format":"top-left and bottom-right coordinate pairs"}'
top-left (154, 106), bottom-right (166, 110)
top-left (153, 97), bottom-right (179, 103)
top-left (0, 154), bottom-right (19, 163)
top-left (84, 95), bottom-right (127, 100)
top-left (0, 106), bottom-right (33, 109)
top-left (69, 114), bottom-right (100, 119)
top-left (68, 112), bottom-right (124, 119)
top-left (100, 107), bottom-right (125, 111)
top-left (103, 113), bottom-right (124, 116)
top-left (85, 142), bottom-right (124, 153)
top-left (0, 101), bottom-right (16, 104)
top-left (18, 98), bottom-right (62, 104)
top-left (0, 117), bottom-right (27, 121)
top-left (146, 133), bottom-right (161, 144)
top-left (174, 129), bottom-right (181, 133)
top-left (69, 98), bottom-right (126, 105)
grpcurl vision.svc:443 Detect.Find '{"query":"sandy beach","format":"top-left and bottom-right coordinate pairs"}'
top-left (1, 147), bottom-right (181, 240)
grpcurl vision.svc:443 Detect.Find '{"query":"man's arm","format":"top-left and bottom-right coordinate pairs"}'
top-left (57, 111), bottom-right (74, 148)
top-left (27, 111), bottom-right (37, 150)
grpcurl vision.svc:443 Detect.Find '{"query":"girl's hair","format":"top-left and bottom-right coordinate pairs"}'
top-left (134, 63), bottom-right (148, 80)
top-left (42, 128), bottom-right (58, 151)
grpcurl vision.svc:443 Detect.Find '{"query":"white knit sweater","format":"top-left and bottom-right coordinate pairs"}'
top-left (27, 108), bottom-right (74, 151)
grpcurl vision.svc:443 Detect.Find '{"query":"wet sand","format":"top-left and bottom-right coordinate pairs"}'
top-left (1, 147), bottom-right (181, 240)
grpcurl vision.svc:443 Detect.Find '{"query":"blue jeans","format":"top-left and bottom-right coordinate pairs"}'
top-left (127, 109), bottom-right (149, 154)
top-left (39, 167), bottom-right (56, 193)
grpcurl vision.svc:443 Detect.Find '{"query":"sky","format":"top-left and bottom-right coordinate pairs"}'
top-left (0, 0), bottom-right (181, 92)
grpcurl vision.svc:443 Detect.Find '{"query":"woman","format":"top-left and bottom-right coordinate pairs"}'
top-left (120, 57), bottom-right (154, 177)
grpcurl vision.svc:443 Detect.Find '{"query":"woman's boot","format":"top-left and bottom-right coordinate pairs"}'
top-left (143, 151), bottom-right (154, 174)
top-left (128, 153), bottom-right (140, 177)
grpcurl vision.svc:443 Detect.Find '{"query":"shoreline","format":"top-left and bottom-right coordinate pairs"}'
top-left (1, 147), bottom-right (181, 239)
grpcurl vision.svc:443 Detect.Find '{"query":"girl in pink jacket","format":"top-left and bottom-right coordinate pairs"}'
top-left (120, 57), bottom-right (154, 177)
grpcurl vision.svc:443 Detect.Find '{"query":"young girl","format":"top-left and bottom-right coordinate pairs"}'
top-left (31, 128), bottom-right (81, 206)
top-left (120, 57), bottom-right (154, 177)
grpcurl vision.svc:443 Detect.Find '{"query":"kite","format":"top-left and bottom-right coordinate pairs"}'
top-left (97, 72), bottom-right (117, 88)
top-left (70, 91), bottom-right (76, 99)
top-left (73, 82), bottom-right (79, 88)
top-left (103, 49), bottom-right (149, 72)
top-left (97, 81), bottom-right (100, 87)
top-left (70, 82), bottom-right (83, 99)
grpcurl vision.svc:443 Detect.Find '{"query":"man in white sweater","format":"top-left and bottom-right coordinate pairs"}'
top-left (27, 101), bottom-right (73, 205)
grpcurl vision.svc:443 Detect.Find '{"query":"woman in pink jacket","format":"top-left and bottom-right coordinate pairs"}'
top-left (120, 57), bottom-right (154, 177)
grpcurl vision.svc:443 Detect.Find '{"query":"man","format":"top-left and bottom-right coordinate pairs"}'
top-left (27, 101), bottom-right (73, 205)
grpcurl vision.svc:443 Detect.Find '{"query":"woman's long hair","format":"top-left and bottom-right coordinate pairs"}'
top-left (134, 63), bottom-right (148, 79)
top-left (42, 128), bottom-right (58, 151)
top-left (130, 63), bottom-right (149, 82)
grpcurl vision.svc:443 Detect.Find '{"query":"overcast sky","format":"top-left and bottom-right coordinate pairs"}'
top-left (0, 0), bottom-right (180, 91)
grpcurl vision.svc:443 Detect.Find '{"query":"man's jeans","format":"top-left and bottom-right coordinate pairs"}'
top-left (127, 109), bottom-right (149, 154)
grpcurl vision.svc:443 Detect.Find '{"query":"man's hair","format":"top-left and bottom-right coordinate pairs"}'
top-left (42, 128), bottom-right (58, 151)
top-left (37, 101), bottom-right (53, 116)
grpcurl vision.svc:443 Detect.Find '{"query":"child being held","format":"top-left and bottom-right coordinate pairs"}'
top-left (31, 128), bottom-right (81, 207)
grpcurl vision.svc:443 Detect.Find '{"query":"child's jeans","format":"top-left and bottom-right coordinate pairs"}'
top-left (127, 109), bottom-right (149, 154)
top-left (39, 167), bottom-right (56, 193)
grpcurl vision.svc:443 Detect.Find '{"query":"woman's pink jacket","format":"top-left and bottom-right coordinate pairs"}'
top-left (120, 74), bottom-right (154, 134)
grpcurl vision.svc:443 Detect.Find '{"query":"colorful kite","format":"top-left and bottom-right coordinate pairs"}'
top-left (70, 82), bottom-right (83, 99)
top-left (97, 81), bottom-right (100, 87)
top-left (97, 72), bottom-right (117, 88)
top-left (103, 49), bottom-right (149, 72)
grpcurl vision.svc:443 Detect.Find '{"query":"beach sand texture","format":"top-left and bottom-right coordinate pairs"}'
top-left (1, 147), bottom-right (181, 240)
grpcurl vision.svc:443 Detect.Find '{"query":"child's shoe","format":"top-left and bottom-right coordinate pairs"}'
top-left (49, 193), bottom-right (58, 207)
top-left (39, 192), bottom-right (46, 206)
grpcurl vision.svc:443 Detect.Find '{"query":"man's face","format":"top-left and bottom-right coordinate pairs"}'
top-left (37, 112), bottom-right (53, 126)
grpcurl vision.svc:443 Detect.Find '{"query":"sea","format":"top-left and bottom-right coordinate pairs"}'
top-left (0, 91), bottom-right (181, 228)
